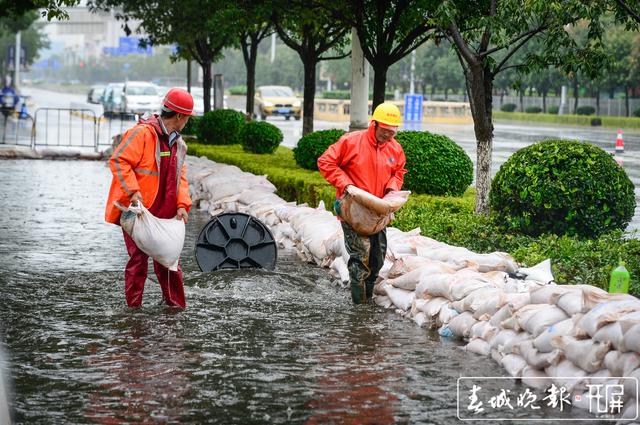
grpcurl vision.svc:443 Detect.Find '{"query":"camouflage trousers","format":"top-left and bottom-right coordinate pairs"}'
top-left (341, 221), bottom-right (387, 304)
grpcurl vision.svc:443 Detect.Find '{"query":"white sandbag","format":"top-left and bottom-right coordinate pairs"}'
top-left (470, 321), bottom-right (498, 341)
top-left (545, 360), bottom-right (588, 392)
top-left (465, 338), bottom-right (491, 356)
top-left (387, 265), bottom-right (434, 290)
top-left (521, 366), bottom-right (549, 390)
top-left (384, 284), bottom-right (415, 311)
top-left (533, 317), bottom-right (578, 353)
top-left (622, 368), bottom-right (640, 401)
top-left (415, 273), bottom-right (455, 299)
top-left (374, 295), bottom-right (393, 309)
top-left (499, 332), bottom-right (532, 355)
top-left (471, 290), bottom-right (510, 319)
top-left (604, 351), bottom-right (640, 377)
top-left (490, 349), bottom-right (503, 365)
top-left (489, 329), bottom-right (519, 351)
top-left (552, 336), bottom-right (611, 373)
top-left (412, 312), bottom-right (427, 327)
top-left (447, 311), bottom-right (478, 338)
top-left (520, 305), bottom-right (569, 337)
top-left (513, 340), bottom-right (562, 369)
top-left (622, 323), bottom-right (640, 353)
top-left (421, 297), bottom-right (450, 319)
top-left (501, 354), bottom-right (527, 377)
top-left (551, 285), bottom-right (608, 316)
top-left (117, 202), bottom-right (185, 271)
top-left (489, 304), bottom-right (513, 327)
top-left (529, 283), bottom-right (575, 304)
top-left (449, 277), bottom-right (494, 301)
top-left (576, 300), bottom-right (640, 338)
top-left (454, 287), bottom-right (503, 315)
top-left (437, 304), bottom-right (459, 327)
top-left (411, 298), bottom-right (428, 317)
top-left (518, 259), bottom-right (554, 284)
top-left (329, 257), bottom-right (349, 283)
top-left (502, 304), bottom-right (549, 332)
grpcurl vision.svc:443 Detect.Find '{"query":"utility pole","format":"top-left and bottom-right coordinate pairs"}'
top-left (409, 50), bottom-right (416, 94)
top-left (14, 31), bottom-right (21, 90)
top-left (270, 33), bottom-right (276, 63)
top-left (349, 28), bottom-right (369, 131)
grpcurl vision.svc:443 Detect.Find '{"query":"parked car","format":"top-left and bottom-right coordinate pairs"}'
top-left (122, 81), bottom-right (161, 116)
top-left (101, 83), bottom-right (125, 118)
top-left (87, 85), bottom-right (105, 104)
top-left (254, 85), bottom-right (301, 120)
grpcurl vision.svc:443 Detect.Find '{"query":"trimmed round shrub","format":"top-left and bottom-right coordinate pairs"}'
top-left (501, 103), bottom-right (517, 112)
top-left (489, 139), bottom-right (635, 237)
top-left (633, 107), bottom-right (640, 118)
top-left (548, 105), bottom-right (559, 115)
top-left (576, 105), bottom-right (595, 116)
top-left (240, 121), bottom-right (283, 154)
top-left (198, 109), bottom-right (245, 145)
top-left (181, 115), bottom-right (200, 136)
top-left (395, 131), bottom-right (473, 196)
top-left (525, 106), bottom-right (542, 114)
top-left (293, 129), bottom-right (345, 170)
top-left (590, 118), bottom-right (602, 126)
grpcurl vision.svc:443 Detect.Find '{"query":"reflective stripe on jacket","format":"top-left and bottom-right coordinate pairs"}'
top-left (104, 123), bottom-right (191, 224)
top-left (317, 123), bottom-right (407, 200)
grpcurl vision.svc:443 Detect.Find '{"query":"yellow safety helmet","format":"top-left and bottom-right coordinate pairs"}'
top-left (371, 102), bottom-right (401, 127)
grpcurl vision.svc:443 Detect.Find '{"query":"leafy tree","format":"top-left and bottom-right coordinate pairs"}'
top-left (609, 0), bottom-right (640, 24)
top-left (0, 11), bottom-right (49, 77)
top-left (325, 0), bottom-right (437, 108)
top-left (272, 0), bottom-right (350, 135)
top-left (90, 0), bottom-right (239, 112)
top-left (236, 1), bottom-right (273, 116)
top-left (0, 0), bottom-right (79, 21)
top-left (434, 1), bottom-right (610, 214)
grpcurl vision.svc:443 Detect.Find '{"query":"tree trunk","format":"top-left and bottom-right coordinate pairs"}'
top-left (202, 59), bottom-right (212, 113)
top-left (625, 86), bottom-right (630, 117)
top-left (302, 57), bottom-right (317, 135)
top-left (573, 80), bottom-right (579, 114)
top-left (241, 35), bottom-right (259, 117)
top-left (466, 64), bottom-right (494, 215)
top-left (519, 88), bottom-right (524, 112)
top-left (430, 84), bottom-right (435, 99)
top-left (371, 62), bottom-right (389, 109)
top-left (444, 87), bottom-right (449, 100)
top-left (596, 88), bottom-right (600, 116)
top-left (542, 91), bottom-right (547, 113)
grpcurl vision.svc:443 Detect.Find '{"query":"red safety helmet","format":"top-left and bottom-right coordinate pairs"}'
top-left (163, 88), bottom-right (195, 116)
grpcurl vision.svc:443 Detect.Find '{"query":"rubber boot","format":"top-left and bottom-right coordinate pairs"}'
top-left (351, 281), bottom-right (367, 304)
top-left (365, 281), bottom-right (375, 301)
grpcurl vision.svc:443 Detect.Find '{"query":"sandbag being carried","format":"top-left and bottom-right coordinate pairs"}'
top-left (335, 187), bottom-right (410, 236)
top-left (117, 202), bottom-right (185, 271)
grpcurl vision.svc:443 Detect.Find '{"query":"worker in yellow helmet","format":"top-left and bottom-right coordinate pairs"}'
top-left (318, 102), bottom-right (407, 304)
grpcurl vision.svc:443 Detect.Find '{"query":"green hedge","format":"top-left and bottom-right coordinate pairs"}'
top-left (293, 129), bottom-right (345, 170)
top-left (198, 109), bottom-right (245, 145)
top-left (186, 142), bottom-right (640, 296)
top-left (228, 85), bottom-right (247, 95)
top-left (494, 111), bottom-right (640, 130)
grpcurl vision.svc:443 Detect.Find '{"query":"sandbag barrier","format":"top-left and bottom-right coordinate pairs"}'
top-left (186, 155), bottom-right (640, 422)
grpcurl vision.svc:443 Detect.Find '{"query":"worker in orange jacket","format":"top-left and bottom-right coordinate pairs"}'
top-left (105, 88), bottom-right (194, 308)
top-left (318, 102), bottom-right (407, 304)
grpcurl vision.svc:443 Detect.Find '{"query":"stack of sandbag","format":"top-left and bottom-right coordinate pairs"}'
top-left (185, 156), bottom-right (640, 420)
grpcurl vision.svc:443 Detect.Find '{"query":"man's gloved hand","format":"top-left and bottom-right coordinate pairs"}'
top-left (130, 191), bottom-right (143, 207)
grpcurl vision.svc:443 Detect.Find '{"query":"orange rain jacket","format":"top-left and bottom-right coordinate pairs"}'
top-left (317, 122), bottom-right (407, 200)
top-left (104, 121), bottom-right (192, 224)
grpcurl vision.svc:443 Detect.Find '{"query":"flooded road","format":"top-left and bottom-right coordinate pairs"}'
top-left (0, 160), bottom-right (611, 424)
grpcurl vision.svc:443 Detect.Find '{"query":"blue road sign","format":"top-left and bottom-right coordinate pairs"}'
top-left (403, 94), bottom-right (423, 122)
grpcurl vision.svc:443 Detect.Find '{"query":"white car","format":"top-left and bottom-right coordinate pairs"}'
top-left (122, 81), bottom-right (161, 116)
top-left (168, 86), bottom-right (228, 115)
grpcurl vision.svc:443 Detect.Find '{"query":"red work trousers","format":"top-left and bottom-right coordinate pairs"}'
top-left (122, 229), bottom-right (186, 308)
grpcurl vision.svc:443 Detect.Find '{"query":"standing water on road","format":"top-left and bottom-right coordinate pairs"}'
top-left (0, 160), bottom-right (605, 423)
